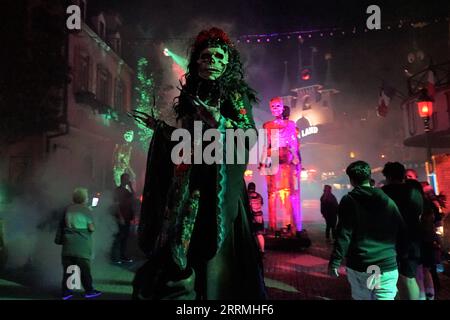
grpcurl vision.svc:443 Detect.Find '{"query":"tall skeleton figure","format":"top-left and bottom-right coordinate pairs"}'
top-left (261, 98), bottom-right (302, 235)
top-left (112, 130), bottom-right (136, 187)
top-left (131, 28), bottom-right (266, 300)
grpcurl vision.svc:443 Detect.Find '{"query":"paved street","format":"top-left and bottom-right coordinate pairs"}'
top-left (1, 201), bottom-right (450, 300)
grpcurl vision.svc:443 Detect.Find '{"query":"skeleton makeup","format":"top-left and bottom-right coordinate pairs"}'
top-left (123, 130), bottom-right (134, 143)
top-left (197, 47), bottom-right (229, 80)
top-left (269, 97), bottom-right (284, 118)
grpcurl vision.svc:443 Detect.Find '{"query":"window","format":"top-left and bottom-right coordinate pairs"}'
top-left (114, 79), bottom-right (124, 110)
top-left (78, 55), bottom-right (90, 91)
top-left (97, 66), bottom-right (111, 105)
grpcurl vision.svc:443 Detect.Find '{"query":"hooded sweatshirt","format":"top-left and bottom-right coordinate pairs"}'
top-left (382, 181), bottom-right (423, 260)
top-left (329, 186), bottom-right (407, 273)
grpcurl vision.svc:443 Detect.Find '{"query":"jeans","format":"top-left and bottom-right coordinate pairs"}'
top-left (346, 267), bottom-right (399, 300)
top-left (62, 256), bottom-right (93, 294)
top-left (111, 222), bottom-right (131, 260)
top-left (325, 217), bottom-right (337, 239)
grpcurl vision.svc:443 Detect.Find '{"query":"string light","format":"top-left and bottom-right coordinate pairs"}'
top-left (123, 17), bottom-right (446, 45)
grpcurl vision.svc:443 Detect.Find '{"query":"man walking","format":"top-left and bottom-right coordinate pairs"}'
top-left (320, 185), bottom-right (339, 241)
top-left (328, 161), bottom-right (406, 300)
top-left (111, 173), bottom-right (136, 263)
top-left (382, 162), bottom-right (423, 300)
top-left (248, 182), bottom-right (265, 255)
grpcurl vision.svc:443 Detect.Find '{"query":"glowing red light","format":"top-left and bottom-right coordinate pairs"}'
top-left (417, 100), bottom-right (433, 118)
top-left (301, 68), bottom-right (311, 81)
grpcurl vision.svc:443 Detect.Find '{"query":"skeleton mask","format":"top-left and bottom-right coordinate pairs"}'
top-left (197, 47), bottom-right (229, 80)
top-left (123, 130), bottom-right (134, 143)
top-left (269, 97), bottom-right (284, 118)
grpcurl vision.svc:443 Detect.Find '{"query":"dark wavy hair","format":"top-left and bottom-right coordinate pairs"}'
top-left (174, 28), bottom-right (257, 119)
top-left (382, 162), bottom-right (406, 181)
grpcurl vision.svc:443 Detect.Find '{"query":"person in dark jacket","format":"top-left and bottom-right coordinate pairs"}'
top-left (111, 173), bottom-right (136, 263)
top-left (248, 182), bottom-right (265, 255)
top-left (320, 185), bottom-right (338, 241)
top-left (382, 162), bottom-right (423, 300)
top-left (328, 161), bottom-right (406, 300)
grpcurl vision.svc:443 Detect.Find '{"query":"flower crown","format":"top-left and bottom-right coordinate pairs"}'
top-left (193, 27), bottom-right (233, 50)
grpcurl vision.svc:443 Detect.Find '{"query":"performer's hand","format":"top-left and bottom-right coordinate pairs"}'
top-left (185, 94), bottom-right (221, 123)
top-left (128, 109), bottom-right (158, 129)
top-left (328, 265), bottom-right (340, 278)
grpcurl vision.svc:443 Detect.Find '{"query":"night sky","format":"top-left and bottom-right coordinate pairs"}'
top-left (95, 0), bottom-right (450, 112)
top-left (100, 0), bottom-right (450, 37)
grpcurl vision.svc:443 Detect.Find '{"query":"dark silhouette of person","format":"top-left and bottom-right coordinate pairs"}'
top-left (247, 182), bottom-right (265, 254)
top-left (382, 162), bottom-right (423, 300)
top-left (111, 173), bottom-right (135, 263)
top-left (320, 185), bottom-right (338, 240)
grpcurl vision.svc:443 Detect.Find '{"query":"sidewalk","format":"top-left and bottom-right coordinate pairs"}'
top-left (1, 218), bottom-right (450, 300)
top-left (265, 222), bottom-right (351, 300)
top-left (265, 221), bottom-right (450, 300)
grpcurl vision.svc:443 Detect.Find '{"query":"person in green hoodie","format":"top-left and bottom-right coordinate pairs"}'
top-left (328, 161), bottom-right (407, 300)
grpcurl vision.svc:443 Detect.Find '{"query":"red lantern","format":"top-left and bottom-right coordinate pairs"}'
top-left (417, 100), bottom-right (433, 118)
top-left (417, 89), bottom-right (434, 118)
top-left (301, 68), bottom-right (311, 81)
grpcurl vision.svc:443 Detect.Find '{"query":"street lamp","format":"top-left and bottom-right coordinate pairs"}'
top-left (417, 88), bottom-right (434, 173)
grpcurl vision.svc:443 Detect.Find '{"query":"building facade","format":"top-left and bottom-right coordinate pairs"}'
top-left (402, 61), bottom-right (450, 198)
top-left (1, 0), bottom-right (137, 210)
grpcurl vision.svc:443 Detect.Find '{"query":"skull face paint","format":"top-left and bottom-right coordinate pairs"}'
top-left (269, 97), bottom-right (284, 118)
top-left (123, 130), bottom-right (134, 143)
top-left (197, 47), bottom-right (229, 80)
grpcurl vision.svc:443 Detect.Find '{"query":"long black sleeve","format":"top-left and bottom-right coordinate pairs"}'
top-left (329, 195), bottom-right (354, 269)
